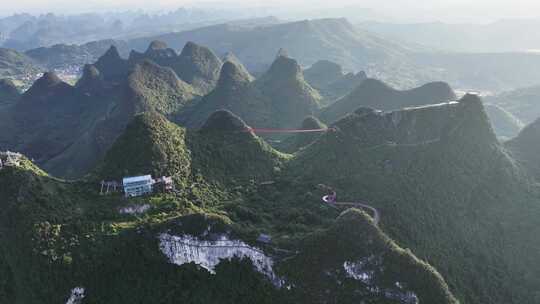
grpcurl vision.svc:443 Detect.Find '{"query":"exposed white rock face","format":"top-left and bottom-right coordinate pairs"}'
top-left (343, 255), bottom-right (381, 285)
top-left (343, 260), bottom-right (375, 284)
top-left (159, 233), bottom-right (283, 287)
top-left (344, 257), bottom-right (419, 304)
top-left (65, 287), bottom-right (85, 304)
top-left (119, 204), bottom-right (151, 215)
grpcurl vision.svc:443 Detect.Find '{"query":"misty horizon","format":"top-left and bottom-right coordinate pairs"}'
top-left (3, 0), bottom-right (540, 23)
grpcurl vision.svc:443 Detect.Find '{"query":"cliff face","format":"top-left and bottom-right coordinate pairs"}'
top-left (159, 233), bottom-right (282, 286)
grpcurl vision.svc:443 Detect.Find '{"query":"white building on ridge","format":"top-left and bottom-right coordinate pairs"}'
top-left (123, 175), bottom-right (154, 198)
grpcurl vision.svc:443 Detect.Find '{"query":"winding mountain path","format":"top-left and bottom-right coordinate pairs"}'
top-left (323, 193), bottom-right (381, 225)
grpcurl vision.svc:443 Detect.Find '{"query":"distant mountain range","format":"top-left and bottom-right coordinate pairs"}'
top-left (128, 18), bottom-right (412, 76)
top-left (0, 11), bottom-right (278, 51)
top-left (361, 19), bottom-right (540, 53)
top-left (6, 17), bottom-right (540, 94)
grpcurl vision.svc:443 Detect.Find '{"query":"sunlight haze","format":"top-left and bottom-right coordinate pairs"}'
top-left (3, 0), bottom-right (540, 22)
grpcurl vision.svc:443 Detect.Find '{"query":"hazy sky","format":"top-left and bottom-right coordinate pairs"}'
top-left (2, 0), bottom-right (540, 23)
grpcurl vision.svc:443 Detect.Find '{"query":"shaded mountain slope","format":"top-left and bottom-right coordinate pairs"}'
top-left (286, 94), bottom-right (540, 304)
top-left (222, 52), bottom-right (254, 81)
top-left (188, 110), bottom-right (289, 185)
top-left (126, 60), bottom-right (197, 115)
top-left (0, 79), bottom-right (20, 105)
top-left (42, 60), bottom-right (198, 178)
top-left (98, 111), bottom-right (192, 183)
top-left (505, 118), bottom-right (540, 180)
top-left (177, 54), bottom-right (321, 131)
top-left (129, 41), bottom-right (222, 94)
top-left (93, 45), bottom-right (129, 82)
top-left (0, 45), bottom-right (200, 178)
top-left (100, 110), bottom-right (287, 186)
top-left (304, 60), bottom-right (367, 104)
top-left (277, 116), bottom-right (328, 153)
top-left (319, 78), bottom-right (456, 123)
top-left (303, 60), bottom-right (343, 89)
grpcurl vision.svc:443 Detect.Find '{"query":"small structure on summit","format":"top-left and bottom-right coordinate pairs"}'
top-left (154, 176), bottom-right (174, 193)
top-left (100, 174), bottom-right (175, 197)
top-left (123, 175), bottom-right (154, 198)
top-left (100, 180), bottom-right (122, 195)
top-left (0, 151), bottom-right (23, 169)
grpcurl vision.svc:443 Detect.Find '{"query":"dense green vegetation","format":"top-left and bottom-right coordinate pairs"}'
top-left (0, 41), bottom-right (211, 179)
top-left (4, 27), bottom-right (540, 304)
top-left (177, 54), bottom-right (321, 131)
top-left (277, 116), bottom-right (328, 153)
top-left (0, 105), bottom-right (463, 304)
top-left (286, 94), bottom-right (540, 303)
top-left (281, 209), bottom-right (458, 304)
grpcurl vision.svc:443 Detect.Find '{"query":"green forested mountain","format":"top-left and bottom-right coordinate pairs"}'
top-left (0, 42), bottom-right (202, 178)
top-left (277, 116), bottom-right (328, 153)
top-left (177, 53), bottom-right (321, 130)
top-left (2, 95), bottom-right (539, 304)
top-left (288, 94), bottom-right (540, 303)
top-left (2, 24), bottom-right (540, 304)
top-left (129, 41), bottom-right (223, 95)
top-left (0, 109), bottom-right (459, 304)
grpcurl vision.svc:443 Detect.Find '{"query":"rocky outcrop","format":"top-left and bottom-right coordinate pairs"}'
top-left (159, 233), bottom-right (283, 287)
